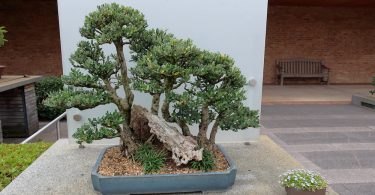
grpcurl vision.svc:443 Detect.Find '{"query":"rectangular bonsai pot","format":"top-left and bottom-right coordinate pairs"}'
top-left (91, 145), bottom-right (237, 195)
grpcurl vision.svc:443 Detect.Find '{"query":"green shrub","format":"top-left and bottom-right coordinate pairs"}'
top-left (190, 149), bottom-right (215, 172)
top-left (0, 142), bottom-right (52, 191)
top-left (279, 169), bottom-right (328, 192)
top-left (134, 143), bottom-right (166, 174)
top-left (35, 76), bottom-right (65, 120)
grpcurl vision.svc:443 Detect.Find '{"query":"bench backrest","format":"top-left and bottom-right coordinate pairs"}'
top-left (277, 59), bottom-right (324, 75)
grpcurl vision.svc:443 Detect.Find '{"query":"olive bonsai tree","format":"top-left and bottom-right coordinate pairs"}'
top-left (45, 3), bottom-right (148, 156)
top-left (131, 37), bottom-right (201, 136)
top-left (167, 51), bottom-right (259, 147)
top-left (45, 3), bottom-right (259, 167)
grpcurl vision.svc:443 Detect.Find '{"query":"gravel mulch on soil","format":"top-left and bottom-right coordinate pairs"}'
top-left (98, 146), bottom-right (229, 176)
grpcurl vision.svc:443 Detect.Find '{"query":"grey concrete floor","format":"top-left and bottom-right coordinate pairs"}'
top-left (262, 104), bottom-right (375, 195)
top-left (0, 137), bottom-right (338, 195)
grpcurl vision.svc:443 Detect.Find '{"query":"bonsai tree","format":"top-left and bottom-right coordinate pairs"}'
top-left (131, 37), bottom-right (201, 136)
top-left (45, 3), bottom-right (148, 156)
top-left (168, 51), bottom-right (259, 147)
top-left (45, 3), bottom-right (259, 167)
top-left (0, 26), bottom-right (6, 47)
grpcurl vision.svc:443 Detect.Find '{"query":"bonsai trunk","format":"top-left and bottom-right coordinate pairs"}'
top-left (151, 93), bottom-right (160, 115)
top-left (114, 40), bottom-right (138, 157)
top-left (115, 41), bottom-right (134, 108)
top-left (162, 98), bottom-right (192, 136)
top-left (209, 120), bottom-right (219, 144)
top-left (161, 80), bottom-right (174, 122)
top-left (120, 122), bottom-right (138, 157)
top-left (160, 80), bottom-right (192, 136)
top-left (197, 104), bottom-right (210, 147)
top-left (178, 120), bottom-right (192, 136)
top-left (161, 97), bottom-right (173, 122)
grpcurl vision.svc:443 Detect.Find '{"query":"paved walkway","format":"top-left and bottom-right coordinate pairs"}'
top-left (262, 104), bottom-right (375, 195)
top-left (263, 85), bottom-right (372, 105)
top-left (1, 137), bottom-right (337, 195)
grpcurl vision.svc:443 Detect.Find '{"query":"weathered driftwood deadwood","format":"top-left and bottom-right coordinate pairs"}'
top-left (131, 105), bottom-right (203, 165)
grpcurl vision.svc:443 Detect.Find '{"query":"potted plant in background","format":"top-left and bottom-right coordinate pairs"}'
top-left (280, 169), bottom-right (328, 195)
top-left (44, 3), bottom-right (259, 195)
top-left (0, 26), bottom-right (7, 78)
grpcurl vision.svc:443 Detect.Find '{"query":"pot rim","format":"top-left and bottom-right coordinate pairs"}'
top-left (92, 144), bottom-right (237, 179)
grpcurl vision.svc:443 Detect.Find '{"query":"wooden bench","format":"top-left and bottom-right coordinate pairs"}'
top-left (277, 59), bottom-right (330, 86)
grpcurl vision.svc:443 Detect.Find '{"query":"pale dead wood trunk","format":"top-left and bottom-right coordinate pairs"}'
top-left (132, 105), bottom-right (203, 166)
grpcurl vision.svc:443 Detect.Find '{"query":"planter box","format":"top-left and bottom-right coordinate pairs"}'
top-left (286, 187), bottom-right (326, 195)
top-left (91, 145), bottom-right (237, 195)
top-left (352, 94), bottom-right (375, 110)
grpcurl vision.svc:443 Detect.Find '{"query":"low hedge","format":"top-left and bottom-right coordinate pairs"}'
top-left (35, 76), bottom-right (65, 120)
top-left (0, 142), bottom-right (52, 191)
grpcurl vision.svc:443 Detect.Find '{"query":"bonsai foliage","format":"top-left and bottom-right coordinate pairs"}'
top-left (45, 3), bottom-right (148, 156)
top-left (132, 42), bottom-right (259, 144)
top-left (0, 26), bottom-right (6, 47)
top-left (45, 3), bottom-right (259, 162)
top-left (167, 51), bottom-right (260, 146)
top-left (131, 37), bottom-right (200, 136)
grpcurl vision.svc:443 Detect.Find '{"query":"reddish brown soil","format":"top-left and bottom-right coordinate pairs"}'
top-left (98, 146), bottom-right (229, 176)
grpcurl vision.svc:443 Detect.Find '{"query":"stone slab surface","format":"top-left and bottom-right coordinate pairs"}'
top-left (331, 183), bottom-right (375, 195)
top-left (275, 131), bottom-right (375, 145)
top-left (302, 150), bottom-right (375, 169)
top-left (262, 104), bottom-right (375, 195)
top-left (1, 136), bottom-right (337, 195)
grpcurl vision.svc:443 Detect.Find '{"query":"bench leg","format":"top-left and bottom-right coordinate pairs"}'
top-left (280, 76), bottom-right (284, 86)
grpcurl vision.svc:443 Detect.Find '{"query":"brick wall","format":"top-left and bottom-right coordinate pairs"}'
top-left (264, 6), bottom-right (375, 84)
top-left (0, 0), bottom-right (62, 76)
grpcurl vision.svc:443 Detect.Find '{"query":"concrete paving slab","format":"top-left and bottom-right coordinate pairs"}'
top-left (263, 127), bottom-right (375, 134)
top-left (302, 151), bottom-right (361, 169)
top-left (262, 104), bottom-right (375, 194)
top-left (275, 131), bottom-right (375, 145)
top-left (331, 183), bottom-right (375, 195)
top-left (1, 136), bottom-right (337, 195)
top-left (264, 118), bottom-right (375, 128)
